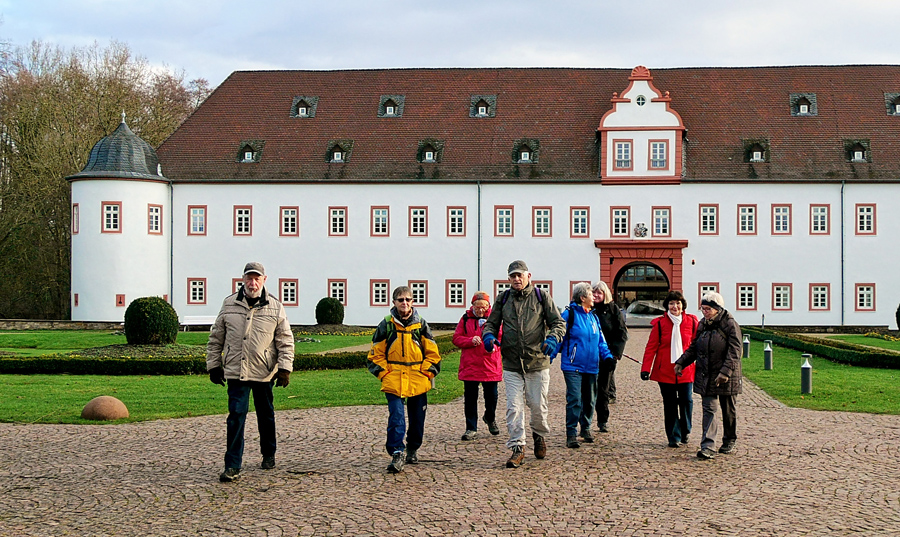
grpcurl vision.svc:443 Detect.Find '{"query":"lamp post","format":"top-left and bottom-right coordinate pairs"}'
top-left (801, 354), bottom-right (812, 394)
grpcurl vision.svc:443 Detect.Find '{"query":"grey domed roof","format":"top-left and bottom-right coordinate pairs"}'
top-left (67, 119), bottom-right (167, 181)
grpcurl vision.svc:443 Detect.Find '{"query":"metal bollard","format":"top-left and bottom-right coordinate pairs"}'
top-left (764, 342), bottom-right (773, 370)
top-left (801, 354), bottom-right (812, 394)
top-left (742, 335), bottom-right (750, 358)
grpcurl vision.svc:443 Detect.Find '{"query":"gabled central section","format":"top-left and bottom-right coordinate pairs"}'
top-left (597, 66), bottom-right (685, 185)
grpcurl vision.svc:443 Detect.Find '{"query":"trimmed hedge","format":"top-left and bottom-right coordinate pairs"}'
top-left (743, 327), bottom-right (900, 369)
top-left (124, 297), bottom-right (179, 345)
top-left (0, 334), bottom-right (458, 375)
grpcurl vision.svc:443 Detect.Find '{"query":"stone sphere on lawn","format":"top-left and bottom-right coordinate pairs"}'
top-left (81, 396), bottom-right (129, 420)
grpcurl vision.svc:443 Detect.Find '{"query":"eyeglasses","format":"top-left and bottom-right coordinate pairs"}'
top-left (395, 297), bottom-right (413, 303)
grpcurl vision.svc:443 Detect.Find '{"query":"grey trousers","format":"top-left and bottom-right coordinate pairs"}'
top-left (700, 394), bottom-right (737, 450)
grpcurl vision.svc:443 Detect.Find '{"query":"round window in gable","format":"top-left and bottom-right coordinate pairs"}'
top-left (636, 95), bottom-right (646, 106)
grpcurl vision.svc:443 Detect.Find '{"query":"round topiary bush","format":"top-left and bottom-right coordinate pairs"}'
top-left (124, 296), bottom-right (179, 345)
top-left (315, 297), bottom-right (345, 325)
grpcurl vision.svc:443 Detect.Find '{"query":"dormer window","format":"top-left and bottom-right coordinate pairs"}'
top-left (424, 150), bottom-right (435, 162)
top-left (844, 140), bottom-right (870, 163)
top-left (236, 140), bottom-right (264, 163)
top-left (417, 139), bottom-right (443, 164)
top-left (384, 100), bottom-right (397, 116)
top-left (332, 150), bottom-right (343, 163)
top-left (470, 95), bottom-right (497, 118)
top-left (518, 149), bottom-right (532, 163)
top-left (512, 139), bottom-right (539, 165)
top-left (752, 150), bottom-right (763, 162)
top-left (895, 103), bottom-right (900, 115)
top-left (790, 93), bottom-right (817, 116)
top-left (327, 139), bottom-right (353, 163)
top-left (291, 96), bottom-right (318, 118)
top-left (378, 95), bottom-right (405, 118)
top-left (798, 102), bottom-right (809, 114)
top-left (742, 139), bottom-right (769, 164)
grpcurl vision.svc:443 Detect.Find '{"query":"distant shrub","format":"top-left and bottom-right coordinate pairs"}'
top-left (124, 297), bottom-right (179, 345)
top-left (315, 297), bottom-right (345, 325)
top-left (896, 303), bottom-right (900, 331)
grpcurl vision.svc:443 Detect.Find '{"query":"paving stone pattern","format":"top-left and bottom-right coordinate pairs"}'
top-left (2, 328), bottom-right (899, 536)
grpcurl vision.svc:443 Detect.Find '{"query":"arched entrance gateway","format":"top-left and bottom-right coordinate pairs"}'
top-left (593, 239), bottom-right (689, 314)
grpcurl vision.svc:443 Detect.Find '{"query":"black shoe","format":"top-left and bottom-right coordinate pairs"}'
top-left (580, 429), bottom-right (594, 443)
top-left (219, 467), bottom-right (241, 482)
top-left (405, 449), bottom-right (419, 464)
top-left (261, 455), bottom-right (275, 470)
top-left (697, 448), bottom-right (716, 460)
top-left (506, 446), bottom-right (525, 468)
top-left (598, 423), bottom-right (609, 433)
top-left (668, 441), bottom-right (680, 448)
top-left (533, 433), bottom-right (547, 459)
top-left (484, 417), bottom-right (500, 435)
top-left (387, 451), bottom-right (405, 473)
top-left (566, 436), bottom-right (581, 448)
top-left (718, 441), bottom-right (736, 454)
top-left (681, 434), bottom-right (690, 445)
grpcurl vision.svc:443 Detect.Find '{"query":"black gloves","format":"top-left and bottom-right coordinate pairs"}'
top-left (275, 369), bottom-right (291, 388)
top-left (209, 366), bottom-right (226, 386)
top-left (640, 371), bottom-right (650, 381)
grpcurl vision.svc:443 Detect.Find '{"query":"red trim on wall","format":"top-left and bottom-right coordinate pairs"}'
top-left (651, 206), bottom-right (672, 237)
top-left (697, 282), bottom-right (720, 312)
top-left (73, 293), bottom-right (79, 307)
top-left (115, 294), bottom-right (126, 307)
top-left (609, 206), bottom-right (630, 237)
top-left (735, 282), bottom-right (758, 311)
top-left (854, 283), bottom-right (876, 311)
top-left (408, 280), bottom-right (428, 307)
top-left (854, 204), bottom-right (877, 235)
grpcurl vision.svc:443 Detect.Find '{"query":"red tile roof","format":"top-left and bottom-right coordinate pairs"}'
top-left (156, 66), bottom-right (900, 183)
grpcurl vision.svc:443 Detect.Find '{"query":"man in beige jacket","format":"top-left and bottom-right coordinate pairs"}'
top-left (207, 262), bottom-right (294, 482)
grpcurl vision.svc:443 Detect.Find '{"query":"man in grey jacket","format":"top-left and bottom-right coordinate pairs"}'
top-left (207, 262), bottom-right (294, 482)
top-left (482, 260), bottom-right (566, 468)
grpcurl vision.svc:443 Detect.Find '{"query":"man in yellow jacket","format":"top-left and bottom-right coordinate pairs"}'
top-left (367, 285), bottom-right (442, 474)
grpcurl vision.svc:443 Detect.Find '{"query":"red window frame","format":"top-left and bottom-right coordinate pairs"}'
top-left (809, 283), bottom-right (830, 311)
top-left (408, 280), bottom-right (428, 307)
top-left (735, 283), bottom-right (757, 311)
top-left (855, 283), bottom-right (876, 311)
top-left (187, 278), bottom-right (207, 305)
top-left (612, 139), bottom-right (634, 171)
top-left (371, 206), bottom-right (390, 237)
top-left (569, 206), bottom-right (590, 238)
top-left (809, 204), bottom-right (830, 235)
top-left (188, 205), bottom-right (207, 236)
top-left (279, 278), bottom-right (299, 306)
top-left (698, 282), bottom-right (720, 311)
top-left (280, 206), bottom-right (299, 237)
top-left (445, 280), bottom-right (466, 308)
top-left (737, 204), bottom-right (757, 236)
top-left (610, 206), bottom-right (630, 237)
top-left (328, 278), bottom-right (348, 306)
top-left (447, 206), bottom-right (466, 237)
top-left (855, 204), bottom-right (876, 235)
top-left (651, 206), bottom-right (672, 237)
top-left (408, 206), bottom-right (428, 237)
top-left (698, 204), bottom-right (719, 236)
top-left (532, 206), bottom-right (552, 237)
top-left (771, 204), bottom-right (792, 235)
top-left (101, 201), bottom-right (123, 234)
top-left (148, 204), bottom-right (163, 235)
top-left (494, 205), bottom-right (514, 237)
top-left (771, 283), bottom-right (792, 311)
top-left (233, 205), bottom-right (253, 236)
top-left (648, 139), bottom-right (669, 170)
top-left (328, 206), bottom-right (348, 237)
top-left (370, 279), bottom-right (390, 307)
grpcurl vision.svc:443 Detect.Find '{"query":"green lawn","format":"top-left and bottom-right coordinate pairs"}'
top-left (743, 340), bottom-right (900, 414)
top-left (0, 330), bottom-right (373, 357)
top-left (0, 351), bottom-right (462, 424)
top-left (827, 334), bottom-right (900, 352)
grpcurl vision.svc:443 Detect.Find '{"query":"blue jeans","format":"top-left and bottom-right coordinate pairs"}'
top-left (225, 379), bottom-right (276, 469)
top-left (658, 382), bottom-right (693, 444)
top-left (563, 370), bottom-right (598, 438)
top-left (385, 392), bottom-right (427, 454)
top-left (463, 381), bottom-right (499, 431)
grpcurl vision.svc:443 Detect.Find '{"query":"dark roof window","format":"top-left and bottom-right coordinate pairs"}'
top-left (742, 139), bottom-right (769, 163)
top-left (470, 95), bottom-right (497, 118)
top-left (512, 138), bottom-right (540, 164)
top-left (326, 140), bottom-right (353, 163)
top-left (885, 93), bottom-right (900, 115)
top-left (236, 140), bottom-right (264, 163)
top-left (417, 139), bottom-right (444, 163)
top-left (378, 95), bottom-right (405, 117)
top-left (790, 93), bottom-right (817, 116)
top-left (290, 96), bottom-right (319, 118)
top-left (844, 140), bottom-right (870, 163)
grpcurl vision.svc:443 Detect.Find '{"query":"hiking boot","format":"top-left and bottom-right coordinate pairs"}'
top-left (387, 451), bottom-right (405, 473)
top-left (533, 433), bottom-right (547, 459)
top-left (461, 430), bottom-right (478, 441)
top-left (697, 447), bottom-right (716, 460)
top-left (580, 429), bottom-right (594, 443)
top-left (668, 442), bottom-right (681, 448)
top-left (608, 397), bottom-right (617, 404)
top-left (681, 434), bottom-right (690, 445)
top-left (484, 418), bottom-right (500, 436)
top-left (405, 449), bottom-right (419, 464)
top-left (718, 441), bottom-right (736, 454)
top-left (598, 422), bottom-right (610, 433)
top-left (261, 455), bottom-right (275, 470)
top-left (219, 467), bottom-right (241, 482)
top-left (506, 446), bottom-right (525, 468)
top-left (566, 436), bottom-right (580, 448)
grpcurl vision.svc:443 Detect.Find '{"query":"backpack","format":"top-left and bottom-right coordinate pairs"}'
top-left (383, 314), bottom-right (422, 353)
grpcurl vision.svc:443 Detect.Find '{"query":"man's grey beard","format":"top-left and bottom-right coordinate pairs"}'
top-left (244, 287), bottom-right (262, 298)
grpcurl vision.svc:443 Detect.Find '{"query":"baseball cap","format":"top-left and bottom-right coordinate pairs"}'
top-left (243, 262), bottom-right (266, 276)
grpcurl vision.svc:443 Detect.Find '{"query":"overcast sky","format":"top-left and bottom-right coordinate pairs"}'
top-left (2, 0), bottom-right (897, 88)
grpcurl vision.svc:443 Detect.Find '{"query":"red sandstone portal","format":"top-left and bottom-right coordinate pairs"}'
top-left (593, 240), bottom-right (689, 293)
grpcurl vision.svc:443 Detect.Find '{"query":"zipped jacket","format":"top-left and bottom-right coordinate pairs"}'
top-left (453, 307), bottom-right (503, 382)
top-left (591, 302), bottom-right (629, 358)
top-left (367, 307), bottom-right (442, 397)
top-left (206, 287), bottom-right (294, 382)
top-left (482, 283), bottom-right (566, 374)
top-left (559, 303), bottom-right (614, 374)
top-left (641, 313), bottom-right (699, 384)
top-left (675, 309), bottom-right (743, 396)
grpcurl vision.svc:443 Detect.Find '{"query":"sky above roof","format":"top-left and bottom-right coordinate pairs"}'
top-left (1, 0), bottom-right (896, 88)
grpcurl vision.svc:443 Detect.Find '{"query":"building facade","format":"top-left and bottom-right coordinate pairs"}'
top-left (69, 66), bottom-right (900, 327)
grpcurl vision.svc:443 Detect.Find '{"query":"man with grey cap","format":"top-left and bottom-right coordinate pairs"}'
top-left (482, 260), bottom-right (566, 468)
top-left (207, 262), bottom-right (294, 482)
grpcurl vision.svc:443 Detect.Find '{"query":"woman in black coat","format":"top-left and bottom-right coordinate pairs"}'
top-left (591, 281), bottom-right (628, 433)
top-left (674, 291), bottom-right (742, 460)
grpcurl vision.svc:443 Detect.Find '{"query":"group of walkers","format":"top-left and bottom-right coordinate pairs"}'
top-left (205, 259), bottom-right (743, 481)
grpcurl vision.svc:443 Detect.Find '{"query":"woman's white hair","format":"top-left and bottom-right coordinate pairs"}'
top-left (592, 281), bottom-right (614, 305)
top-left (572, 282), bottom-right (593, 303)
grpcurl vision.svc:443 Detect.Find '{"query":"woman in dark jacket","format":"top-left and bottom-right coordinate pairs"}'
top-left (591, 281), bottom-right (628, 433)
top-left (674, 291), bottom-right (743, 460)
top-left (641, 291), bottom-right (699, 448)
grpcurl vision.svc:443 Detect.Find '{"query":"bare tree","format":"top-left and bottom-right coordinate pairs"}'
top-left (0, 40), bottom-right (211, 319)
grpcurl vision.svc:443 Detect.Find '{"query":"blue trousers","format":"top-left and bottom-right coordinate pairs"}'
top-left (225, 379), bottom-right (276, 469)
top-left (658, 382), bottom-right (693, 444)
top-left (563, 370), bottom-right (598, 438)
top-left (385, 392), bottom-right (427, 454)
top-left (463, 381), bottom-right (499, 431)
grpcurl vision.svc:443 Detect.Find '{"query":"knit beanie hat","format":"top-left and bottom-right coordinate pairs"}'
top-left (700, 291), bottom-right (725, 310)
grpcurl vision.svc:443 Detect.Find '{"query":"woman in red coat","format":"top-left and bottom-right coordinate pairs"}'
top-left (640, 291), bottom-right (699, 448)
top-left (452, 291), bottom-right (503, 440)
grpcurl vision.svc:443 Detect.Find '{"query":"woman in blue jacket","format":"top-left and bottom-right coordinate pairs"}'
top-left (560, 282), bottom-right (614, 448)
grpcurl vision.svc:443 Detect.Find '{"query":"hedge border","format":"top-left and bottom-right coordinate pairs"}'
top-left (743, 327), bottom-right (900, 369)
top-left (0, 335), bottom-right (458, 375)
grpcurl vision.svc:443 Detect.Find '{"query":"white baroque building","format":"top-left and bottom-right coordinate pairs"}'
top-left (69, 66), bottom-right (900, 328)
